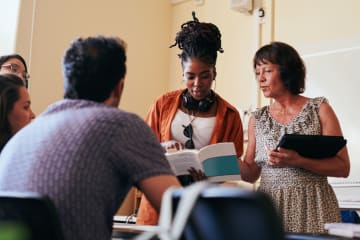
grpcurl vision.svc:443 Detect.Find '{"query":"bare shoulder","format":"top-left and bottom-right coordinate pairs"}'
top-left (318, 99), bottom-right (343, 135)
top-left (318, 99), bottom-right (336, 117)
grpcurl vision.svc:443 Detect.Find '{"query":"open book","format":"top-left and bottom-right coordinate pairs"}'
top-left (165, 142), bottom-right (240, 182)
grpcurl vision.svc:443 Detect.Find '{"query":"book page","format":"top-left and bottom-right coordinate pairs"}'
top-left (208, 174), bottom-right (241, 183)
top-left (165, 150), bottom-right (203, 176)
top-left (198, 142), bottom-right (237, 162)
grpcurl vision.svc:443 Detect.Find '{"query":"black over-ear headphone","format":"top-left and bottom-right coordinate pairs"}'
top-left (182, 89), bottom-right (216, 112)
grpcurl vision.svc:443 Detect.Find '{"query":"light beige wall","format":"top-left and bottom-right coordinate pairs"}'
top-left (272, 0), bottom-right (360, 52)
top-left (15, 0), bottom-right (34, 63)
top-left (15, 0), bottom-right (172, 118)
top-left (11, 0), bottom-right (360, 128)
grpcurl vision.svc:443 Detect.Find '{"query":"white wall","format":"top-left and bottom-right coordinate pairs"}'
top-left (0, 0), bottom-right (21, 54)
top-left (270, 0), bottom-right (360, 204)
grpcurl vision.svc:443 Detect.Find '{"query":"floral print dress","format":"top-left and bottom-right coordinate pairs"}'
top-left (253, 97), bottom-right (341, 233)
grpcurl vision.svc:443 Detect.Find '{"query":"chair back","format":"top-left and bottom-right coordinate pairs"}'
top-left (171, 185), bottom-right (284, 240)
top-left (0, 191), bottom-right (63, 240)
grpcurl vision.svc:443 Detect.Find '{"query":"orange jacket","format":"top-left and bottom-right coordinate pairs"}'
top-left (136, 89), bottom-right (243, 225)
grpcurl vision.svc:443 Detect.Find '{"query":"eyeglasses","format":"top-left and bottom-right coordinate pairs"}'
top-left (1, 64), bottom-right (30, 88)
top-left (182, 123), bottom-right (195, 149)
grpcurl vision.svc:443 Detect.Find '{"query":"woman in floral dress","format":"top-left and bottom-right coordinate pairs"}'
top-left (239, 41), bottom-right (350, 233)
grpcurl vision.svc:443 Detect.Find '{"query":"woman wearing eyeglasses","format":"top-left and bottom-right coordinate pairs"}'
top-left (0, 54), bottom-right (30, 88)
top-left (136, 12), bottom-right (244, 225)
top-left (0, 74), bottom-right (35, 151)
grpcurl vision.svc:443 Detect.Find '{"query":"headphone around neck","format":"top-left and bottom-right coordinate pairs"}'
top-left (182, 89), bottom-right (216, 112)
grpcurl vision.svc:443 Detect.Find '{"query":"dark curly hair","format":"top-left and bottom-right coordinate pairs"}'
top-left (63, 36), bottom-right (127, 102)
top-left (0, 74), bottom-right (25, 151)
top-left (253, 41), bottom-right (306, 94)
top-left (170, 11), bottom-right (223, 66)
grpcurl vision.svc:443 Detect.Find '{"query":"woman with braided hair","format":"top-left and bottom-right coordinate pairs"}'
top-left (136, 12), bottom-right (244, 225)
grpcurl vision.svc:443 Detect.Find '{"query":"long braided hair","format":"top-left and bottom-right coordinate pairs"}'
top-left (170, 11), bottom-right (223, 66)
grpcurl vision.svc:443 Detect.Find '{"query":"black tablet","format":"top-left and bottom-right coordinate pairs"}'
top-left (276, 134), bottom-right (347, 158)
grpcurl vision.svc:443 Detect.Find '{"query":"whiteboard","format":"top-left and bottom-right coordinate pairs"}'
top-left (302, 45), bottom-right (360, 207)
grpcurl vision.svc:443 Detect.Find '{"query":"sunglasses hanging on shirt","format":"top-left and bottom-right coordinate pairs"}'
top-left (182, 123), bottom-right (195, 149)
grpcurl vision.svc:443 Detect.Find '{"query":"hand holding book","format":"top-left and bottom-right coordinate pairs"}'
top-left (165, 142), bottom-right (241, 182)
top-left (161, 140), bottom-right (185, 152)
top-left (188, 167), bottom-right (207, 181)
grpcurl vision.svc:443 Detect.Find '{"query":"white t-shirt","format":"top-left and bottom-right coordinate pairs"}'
top-left (171, 109), bottom-right (216, 149)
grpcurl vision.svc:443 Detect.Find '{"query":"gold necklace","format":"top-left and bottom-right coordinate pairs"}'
top-left (273, 97), bottom-right (302, 115)
top-left (278, 108), bottom-right (287, 115)
top-left (271, 104), bottom-right (289, 115)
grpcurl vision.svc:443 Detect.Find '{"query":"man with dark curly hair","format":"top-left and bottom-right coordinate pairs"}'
top-left (0, 36), bottom-right (180, 240)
